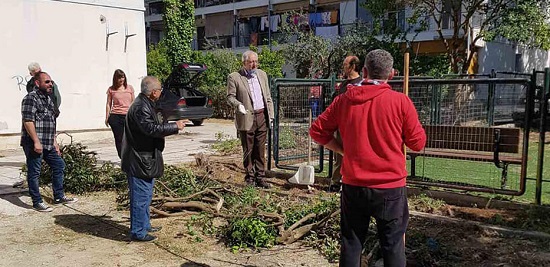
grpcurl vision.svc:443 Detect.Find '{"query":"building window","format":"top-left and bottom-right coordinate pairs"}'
top-left (148, 1), bottom-right (164, 15)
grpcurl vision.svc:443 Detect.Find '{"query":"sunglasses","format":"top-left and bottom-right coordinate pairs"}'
top-left (44, 80), bottom-right (53, 84)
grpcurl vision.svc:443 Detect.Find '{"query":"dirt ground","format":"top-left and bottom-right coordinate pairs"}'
top-left (0, 191), bottom-right (335, 267)
top-left (2, 152), bottom-right (550, 267)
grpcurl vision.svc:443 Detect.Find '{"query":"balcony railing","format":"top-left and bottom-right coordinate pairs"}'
top-left (194, 0), bottom-right (250, 8)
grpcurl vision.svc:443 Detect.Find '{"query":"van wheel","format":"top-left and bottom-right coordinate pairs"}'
top-left (191, 119), bottom-right (204, 126)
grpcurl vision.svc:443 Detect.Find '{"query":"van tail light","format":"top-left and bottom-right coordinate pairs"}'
top-left (207, 99), bottom-right (213, 106)
top-left (177, 99), bottom-right (187, 106)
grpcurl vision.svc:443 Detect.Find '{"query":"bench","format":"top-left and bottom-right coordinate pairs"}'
top-left (408, 125), bottom-right (522, 189)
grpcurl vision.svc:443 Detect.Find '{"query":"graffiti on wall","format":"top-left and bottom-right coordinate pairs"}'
top-left (12, 75), bottom-right (31, 92)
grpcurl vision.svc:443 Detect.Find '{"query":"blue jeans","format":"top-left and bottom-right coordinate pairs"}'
top-left (128, 175), bottom-right (154, 239)
top-left (22, 144), bottom-right (65, 205)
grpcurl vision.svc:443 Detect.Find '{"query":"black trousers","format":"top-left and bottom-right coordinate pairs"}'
top-left (108, 114), bottom-right (126, 159)
top-left (239, 109), bottom-right (268, 181)
top-left (340, 184), bottom-right (408, 267)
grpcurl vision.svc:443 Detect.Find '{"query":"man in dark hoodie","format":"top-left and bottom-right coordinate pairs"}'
top-left (310, 49), bottom-right (426, 267)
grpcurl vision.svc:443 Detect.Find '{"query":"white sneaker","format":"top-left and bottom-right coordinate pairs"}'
top-left (33, 202), bottom-right (53, 212)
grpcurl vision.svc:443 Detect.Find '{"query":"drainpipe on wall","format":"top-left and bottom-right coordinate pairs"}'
top-left (268, 0), bottom-right (272, 50)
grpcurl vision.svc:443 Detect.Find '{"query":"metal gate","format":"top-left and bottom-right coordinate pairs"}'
top-left (269, 71), bottom-right (548, 201)
top-left (270, 78), bottom-right (336, 172)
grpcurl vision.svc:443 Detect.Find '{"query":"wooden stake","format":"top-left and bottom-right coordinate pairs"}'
top-left (403, 51), bottom-right (410, 250)
top-left (404, 52), bottom-right (410, 159)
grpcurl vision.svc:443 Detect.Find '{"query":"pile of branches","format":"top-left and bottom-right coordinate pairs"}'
top-left (144, 153), bottom-right (341, 250)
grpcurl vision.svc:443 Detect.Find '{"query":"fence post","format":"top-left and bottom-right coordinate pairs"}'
top-left (487, 69), bottom-right (496, 126)
top-left (268, 77), bottom-right (274, 170)
top-left (535, 68), bottom-right (549, 205)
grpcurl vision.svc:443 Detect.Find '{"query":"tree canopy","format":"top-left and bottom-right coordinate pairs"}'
top-left (363, 0), bottom-right (550, 73)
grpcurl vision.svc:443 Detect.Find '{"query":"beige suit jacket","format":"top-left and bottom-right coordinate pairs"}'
top-left (227, 69), bottom-right (274, 131)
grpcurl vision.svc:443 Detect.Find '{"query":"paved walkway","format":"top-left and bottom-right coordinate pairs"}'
top-left (0, 120), bottom-right (236, 215)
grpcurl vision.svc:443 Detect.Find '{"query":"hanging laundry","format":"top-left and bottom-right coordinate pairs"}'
top-left (250, 32), bottom-right (258, 46)
top-left (250, 17), bottom-right (260, 33)
top-left (321, 12), bottom-right (331, 25)
top-left (308, 13), bottom-right (322, 27)
top-left (260, 16), bottom-right (269, 31)
top-left (315, 25), bottom-right (339, 42)
top-left (330, 10), bottom-right (338, 24)
top-left (270, 15), bottom-right (281, 32)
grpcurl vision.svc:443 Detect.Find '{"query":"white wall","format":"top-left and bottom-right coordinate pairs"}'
top-left (0, 0), bottom-right (147, 134)
top-left (478, 41), bottom-right (550, 74)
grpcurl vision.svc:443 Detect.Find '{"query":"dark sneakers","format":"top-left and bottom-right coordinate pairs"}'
top-left (245, 177), bottom-right (255, 187)
top-left (131, 234), bottom-right (157, 242)
top-left (53, 196), bottom-right (78, 205)
top-left (255, 179), bottom-right (272, 189)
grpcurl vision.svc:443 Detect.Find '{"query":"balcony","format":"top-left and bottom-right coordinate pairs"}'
top-left (195, 0), bottom-right (251, 8)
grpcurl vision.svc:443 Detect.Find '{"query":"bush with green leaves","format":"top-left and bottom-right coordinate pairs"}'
top-left (146, 42), bottom-right (172, 83)
top-left (190, 50), bottom-right (241, 118)
top-left (26, 142), bottom-right (125, 194)
top-left (226, 216), bottom-right (277, 251)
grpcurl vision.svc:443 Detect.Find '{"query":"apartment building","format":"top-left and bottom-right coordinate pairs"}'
top-left (145, 0), bottom-right (550, 73)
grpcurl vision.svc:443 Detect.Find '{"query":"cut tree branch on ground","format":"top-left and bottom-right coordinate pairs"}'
top-left (278, 209), bottom-right (340, 244)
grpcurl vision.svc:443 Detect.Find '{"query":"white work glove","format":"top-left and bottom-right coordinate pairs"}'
top-left (237, 104), bottom-right (247, 115)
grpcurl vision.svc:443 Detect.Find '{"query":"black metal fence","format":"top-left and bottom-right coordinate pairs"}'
top-left (270, 71), bottom-right (549, 202)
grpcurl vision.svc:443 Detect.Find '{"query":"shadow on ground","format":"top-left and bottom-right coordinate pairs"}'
top-left (0, 188), bottom-right (32, 210)
top-left (53, 214), bottom-right (129, 242)
top-left (180, 263), bottom-right (211, 267)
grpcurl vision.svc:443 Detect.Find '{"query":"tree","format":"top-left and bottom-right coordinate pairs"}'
top-left (279, 12), bottom-right (331, 78)
top-left (362, 0), bottom-right (550, 74)
top-left (487, 0), bottom-right (550, 51)
top-left (163, 0), bottom-right (195, 67)
top-left (254, 46), bottom-right (285, 79)
top-left (327, 23), bottom-right (402, 77)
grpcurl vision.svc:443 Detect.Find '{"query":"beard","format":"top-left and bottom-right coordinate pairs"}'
top-left (38, 87), bottom-right (52, 94)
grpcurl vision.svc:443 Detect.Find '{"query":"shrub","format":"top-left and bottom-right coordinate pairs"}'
top-left (28, 142), bottom-right (125, 194)
top-left (146, 42), bottom-right (172, 83)
top-left (226, 216), bottom-right (277, 251)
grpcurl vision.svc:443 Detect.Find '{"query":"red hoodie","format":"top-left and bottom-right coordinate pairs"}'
top-left (309, 82), bottom-right (426, 188)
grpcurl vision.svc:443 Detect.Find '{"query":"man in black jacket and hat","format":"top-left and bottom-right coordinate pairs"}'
top-left (121, 76), bottom-right (185, 242)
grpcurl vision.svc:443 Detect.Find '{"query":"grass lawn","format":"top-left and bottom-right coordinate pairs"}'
top-left (307, 141), bottom-right (550, 205)
top-left (407, 141), bottom-right (550, 204)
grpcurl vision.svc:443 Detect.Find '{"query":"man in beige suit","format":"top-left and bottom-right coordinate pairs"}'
top-left (227, 50), bottom-right (275, 188)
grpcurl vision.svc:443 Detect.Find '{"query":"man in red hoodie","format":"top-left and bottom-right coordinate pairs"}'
top-left (310, 49), bottom-right (426, 267)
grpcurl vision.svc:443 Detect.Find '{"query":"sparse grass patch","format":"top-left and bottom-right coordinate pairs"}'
top-left (409, 194), bottom-right (447, 213)
top-left (211, 131), bottom-right (240, 155)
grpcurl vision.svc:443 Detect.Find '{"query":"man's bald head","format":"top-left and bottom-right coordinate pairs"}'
top-left (141, 76), bottom-right (161, 96)
top-left (343, 55), bottom-right (361, 77)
